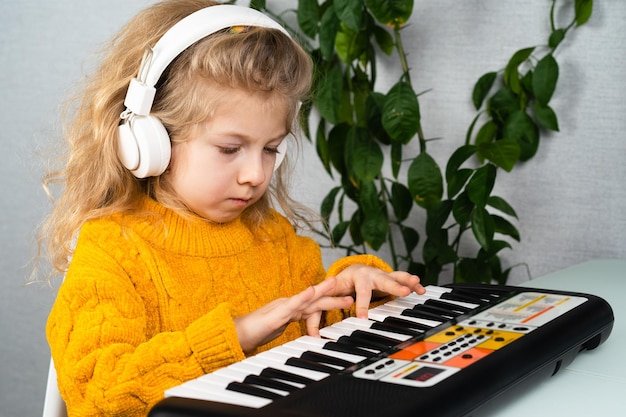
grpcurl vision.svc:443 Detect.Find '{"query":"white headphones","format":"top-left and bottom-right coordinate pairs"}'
top-left (117, 4), bottom-right (290, 178)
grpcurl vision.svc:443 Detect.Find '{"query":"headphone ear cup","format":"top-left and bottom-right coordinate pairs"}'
top-left (274, 139), bottom-right (287, 172)
top-left (117, 115), bottom-right (171, 178)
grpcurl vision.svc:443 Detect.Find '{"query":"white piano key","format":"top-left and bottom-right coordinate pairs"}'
top-left (228, 360), bottom-right (267, 375)
top-left (422, 285), bottom-right (454, 296)
top-left (165, 379), bottom-right (271, 408)
top-left (319, 326), bottom-right (352, 340)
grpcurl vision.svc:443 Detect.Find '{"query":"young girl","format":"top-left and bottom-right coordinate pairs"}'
top-left (41, 1), bottom-right (424, 415)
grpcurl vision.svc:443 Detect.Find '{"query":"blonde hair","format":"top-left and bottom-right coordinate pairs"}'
top-left (37, 0), bottom-right (313, 280)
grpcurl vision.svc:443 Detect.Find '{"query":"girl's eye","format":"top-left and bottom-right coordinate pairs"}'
top-left (219, 147), bottom-right (240, 155)
top-left (264, 146), bottom-right (280, 154)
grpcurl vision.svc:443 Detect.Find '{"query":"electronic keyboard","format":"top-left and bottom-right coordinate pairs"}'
top-left (148, 283), bottom-right (614, 417)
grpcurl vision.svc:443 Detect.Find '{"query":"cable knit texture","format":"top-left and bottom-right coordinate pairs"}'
top-left (47, 197), bottom-right (392, 416)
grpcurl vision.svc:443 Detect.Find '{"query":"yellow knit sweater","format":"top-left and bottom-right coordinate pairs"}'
top-left (47, 197), bottom-right (391, 416)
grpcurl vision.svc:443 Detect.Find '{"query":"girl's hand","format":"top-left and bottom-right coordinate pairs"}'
top-left (234, 277), bottom-right (354, 354)
top-left (332, 265), bottom-right (426, 319)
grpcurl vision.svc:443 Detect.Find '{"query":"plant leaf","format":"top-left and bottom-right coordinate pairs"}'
top-left (471, 206), bottom-right (495, 251)
top-left (332, 221), bottom-right (350, 245)
top-left (575, 0), bottom-right (593, 26)
top-left (474, 121), bottom-right (497, 147)
top-left (487, 195), bottom-right (518, 218)
top-left (391, 182), bottom-right (413, 221)
top-left (335, 24), bottom-right (367, 63)
top-left (297, 0), bottom-right (320, 38)
top-left (488, 87), bottom-right (520, 125)
top-left (364, 0), bottom-right (414, 27)
top-left (382, 81), bottom-right (420, 144)
top-left (447, 168), bottom-right (473, 198)
top-left (466, 164), bottom-right (497, 208)
top-left (452, 191), bottom-right (473, 226)
top-left (504, 47), bottom-right (534, 94)
top-left (478, 239), bottom-right (512, 259)
top-left (533, 54), bottom-right (559, 106)
top-left (366, 92), bottom-right (392, 145)
top-left (349, 209), bottom-right (364, 245)
top-left (456, 257), bottom-right (493, 284)
top-left (315, 64), bottom-right (343, 123)
top-left (400, 225), bottom-right (419, 253)
top-left (472, 72), bottom-right (497, 110)
top-left (321, 186), bottom-right (342, 221)
top-left (328, 123), bottom-right (350, 174)
top-left (477, 138), bottom-right (521, 172)
top-left (407, 152), bottom-right (443, 209)
top-left (373, 25), bottom-right (394, 55)
top-left (534, 102), bottom-right (560, 131)
top-left (391, 141), bottom-right (402, 179)
top-left (319, 5), bottom-right (340, 60)
top-left (334, 0), bottom-right (363, 32)
top-left (315, 119), bottom-right (332, 175)
top-left (548, 28), bottom-right (565, 49)
top-left (249, 0), bottom-right (266, 10)
top-left (445, 145), bottom-right (477, 180)
top-left (361, 196), bottom-right (389, 250)
top-left (359, 180), bottom-right (380, 217)
top-left (345, 127), bottom-right (384, 183)
top-left (492, 215), bottom-right (520, 241)
top-left (426, 200), bottom-right (453, 235)
top-left (503, 110), bottom-right (540, 161)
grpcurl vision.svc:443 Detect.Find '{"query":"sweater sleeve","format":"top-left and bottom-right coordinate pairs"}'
top-left (47, 230), bottom-right (245, 416)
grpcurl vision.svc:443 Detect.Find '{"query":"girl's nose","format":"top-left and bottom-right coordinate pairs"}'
top-left (237, 152), bottom-right (267, 186)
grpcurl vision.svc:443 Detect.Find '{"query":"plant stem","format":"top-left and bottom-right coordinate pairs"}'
top-left (379, 176), bottom-right (399, 270)
top-left (394, 25), bottom-right (427, 154)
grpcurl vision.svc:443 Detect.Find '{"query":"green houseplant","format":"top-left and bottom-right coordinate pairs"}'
top-left (249, 0), bottom-right (593, 285)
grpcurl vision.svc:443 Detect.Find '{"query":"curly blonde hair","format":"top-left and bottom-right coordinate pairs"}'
top-left (37, 0), bottom-right (313, 280)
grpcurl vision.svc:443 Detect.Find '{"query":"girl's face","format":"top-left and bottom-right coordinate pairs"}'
top-left (166, 90), bottom-right (289, 223)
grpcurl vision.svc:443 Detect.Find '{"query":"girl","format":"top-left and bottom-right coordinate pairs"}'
top-left (40, 1), bottom-right (424, 415)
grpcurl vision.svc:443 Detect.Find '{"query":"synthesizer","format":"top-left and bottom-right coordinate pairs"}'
top-left (148, 283), bottom-right (614, 417)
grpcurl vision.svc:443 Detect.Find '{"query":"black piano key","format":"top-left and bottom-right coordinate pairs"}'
top-left (370, 320), bottom-right (423, 337)
top-left (342, 330), bottom-right (399, 350)
top-left (414, 303), bottom-right (461, 319)
top-left (382, 316), bottom-right (434, 332)
top-left (259, 367), bottom-right (314, 386)
top-left (285, 357), bottom-right (341, 374)
top-left (300, 350), bottom-right (354, 368)
top-left (440, 291), bottom-right (486, 305)
top-left (226, 381), bottom-right (284, 400)
top-left (402, 307), bottom-right (450, 322)
top-left (321, 341), bottom-right (378, 358)
top-left (425, 298), bottom-right (473, 314)
top-left (336, 335), bottom-right (384, 352)
top-left (243, 375), bottom-right (300, 393)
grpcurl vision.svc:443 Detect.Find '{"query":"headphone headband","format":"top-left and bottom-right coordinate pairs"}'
top-left (118, 4), bottom-right (292, 178)
top-left (123, 4), bottom-right (290, 116)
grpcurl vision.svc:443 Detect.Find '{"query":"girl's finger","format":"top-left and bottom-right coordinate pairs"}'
top-left (304, 311), bottom-right (323, 337)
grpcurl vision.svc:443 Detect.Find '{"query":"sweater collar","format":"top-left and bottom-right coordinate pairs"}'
top-left (129, 196), bottom-right (255, 257)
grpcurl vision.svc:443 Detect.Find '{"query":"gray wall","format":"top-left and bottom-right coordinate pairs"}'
top-left (1, 1), bottom-right (624, 416)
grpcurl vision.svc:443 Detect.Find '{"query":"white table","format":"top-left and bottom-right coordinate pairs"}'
top-left (479, 259), bottom-right (626, 416)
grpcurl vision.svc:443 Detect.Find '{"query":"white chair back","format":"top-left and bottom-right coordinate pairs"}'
top-left (42, 359), bottom-right (67, 417)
